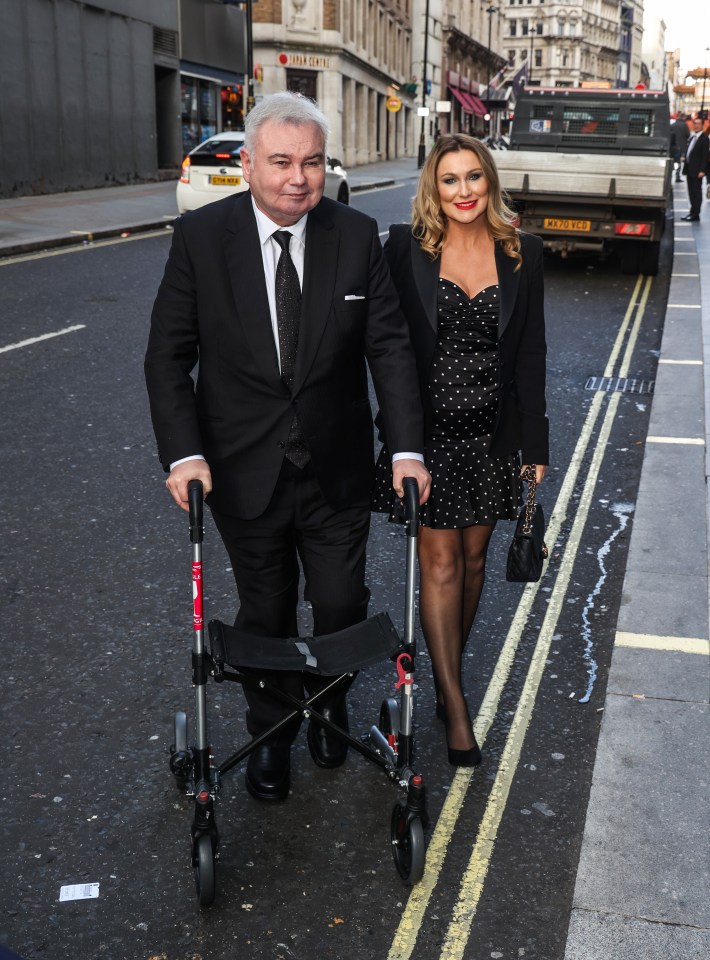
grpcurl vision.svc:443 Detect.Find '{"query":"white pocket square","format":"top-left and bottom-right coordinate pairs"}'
top-left (344, 294), bottom-right (366, 300)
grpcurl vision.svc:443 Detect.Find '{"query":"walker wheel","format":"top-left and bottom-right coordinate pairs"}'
top-left (194, 833), bottom-right (216, 906)
top-left (379, 698), bottom-right (401, 738)
top-left (173, 711), bottom-right (188, 752)
top-left (391, 800), bottom-right (425, 885)
top-left (169, 711), bottom-right (192, 788)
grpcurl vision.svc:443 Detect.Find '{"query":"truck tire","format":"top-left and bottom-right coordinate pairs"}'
top-left (619, 242), bottom-right (641, 275)
top-left (638, 241), bottom-right (660, 276)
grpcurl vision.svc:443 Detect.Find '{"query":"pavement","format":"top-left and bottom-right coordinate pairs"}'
top-left (0, 157), bottom-right (418, 257)
top-left (1, 162), bottom-right (708, 956)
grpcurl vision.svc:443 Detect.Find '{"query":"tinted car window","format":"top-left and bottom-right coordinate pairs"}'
top-left (191, 139), bottom-right (244, 165)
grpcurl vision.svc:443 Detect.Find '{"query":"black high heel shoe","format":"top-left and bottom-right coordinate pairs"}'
top-left (444, 708), bottom-right (482, 767)
top-left (447, 740), bottom-right (482, 768)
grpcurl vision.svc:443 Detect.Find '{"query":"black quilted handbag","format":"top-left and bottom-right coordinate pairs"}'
top-left (506, 465), bottom-right (548, 583)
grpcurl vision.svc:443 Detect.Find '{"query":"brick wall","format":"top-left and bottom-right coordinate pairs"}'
top-left (253, 0), bottom-right (281, 24)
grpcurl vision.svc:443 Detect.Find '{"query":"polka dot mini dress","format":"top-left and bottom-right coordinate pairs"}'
top-left (373, 279), bottom-right (521, 529)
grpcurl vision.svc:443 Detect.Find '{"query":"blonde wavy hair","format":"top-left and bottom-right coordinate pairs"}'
top-left (412, 134), bottom-right (522, 269)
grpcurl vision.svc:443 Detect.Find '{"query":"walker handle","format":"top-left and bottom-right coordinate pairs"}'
top-left (402, 477), bottom-right (419, 537)
top-left (188, 480), bottom-right (203, 544)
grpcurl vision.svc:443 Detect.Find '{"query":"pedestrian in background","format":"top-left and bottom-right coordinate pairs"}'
top-left (670, 113), bottom-right (690, 183)
top-left (680, 116), bottom-right (710, 222)
top-left (145, 92), bottom-right (430, 803)
top-left (372, 134), bottom-right (548, 768)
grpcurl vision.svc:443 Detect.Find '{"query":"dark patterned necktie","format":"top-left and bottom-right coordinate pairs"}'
top-left (272, 231), bottom-right (310, 468)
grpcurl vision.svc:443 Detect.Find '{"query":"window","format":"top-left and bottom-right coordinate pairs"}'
top-left (508, 49), bottom-right (516, 65)
top-left (522, 19), bottom-right (529, 35)
top-left (535, 49), bottom-right (542, 66)
top-left (629, 110), bottom-right (654, 136)
top-left (510, 19), bottom-right (517, 35)
top-left (536, 21), bottom-right (543, 34)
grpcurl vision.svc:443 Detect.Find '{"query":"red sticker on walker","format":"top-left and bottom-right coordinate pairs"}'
top-left (395, 653), bottom-right (414, 689)
top-left (192, 560), bottom-right (203, 629)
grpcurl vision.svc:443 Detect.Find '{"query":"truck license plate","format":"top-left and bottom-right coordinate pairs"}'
top-left (543, 217), bottom-right (591, 232)
top-left (210, 175), bottom-right (241, 185)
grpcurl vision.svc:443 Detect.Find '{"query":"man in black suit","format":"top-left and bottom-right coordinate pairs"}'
top-left (680, 116), bottom-right (710, 222)
top-left (670, 114), bottom-right (689, 182)
top-left (145, 93), bottom-right (430, 802)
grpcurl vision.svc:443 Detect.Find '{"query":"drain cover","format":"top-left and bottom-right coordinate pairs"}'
top-left (585, 376), bottom-right (655, 395)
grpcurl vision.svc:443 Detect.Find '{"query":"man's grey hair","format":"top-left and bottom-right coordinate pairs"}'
top-left (244, 92), bottom-right (329, 154)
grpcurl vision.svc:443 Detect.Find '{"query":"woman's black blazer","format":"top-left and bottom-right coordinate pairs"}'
top-left (383, 224), bottom-right (549, 466)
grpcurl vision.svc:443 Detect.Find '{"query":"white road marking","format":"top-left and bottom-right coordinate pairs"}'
top-left (0, 325), bottom-right (86, 354)
top-left (0, 228), bottom-right (172, 265)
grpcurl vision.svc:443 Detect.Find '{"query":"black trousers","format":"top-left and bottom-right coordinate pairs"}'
top-left (687, 174), bottom-right (703, 218)
top-left (210, 459), bottom-right (370, 743)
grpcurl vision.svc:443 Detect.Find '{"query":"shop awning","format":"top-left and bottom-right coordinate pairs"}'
top-left (449, 86), bottom-right (473, 114)
top-left (181, 60), bottom-right (243, 86)
top-left (467, 93), bottom-right (489, 118)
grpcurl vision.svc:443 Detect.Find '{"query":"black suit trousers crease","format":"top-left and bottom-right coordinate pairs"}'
top-left (688, 174), bottom-right (703, 218)
top-left (210, 459), bottom-right (370, 741)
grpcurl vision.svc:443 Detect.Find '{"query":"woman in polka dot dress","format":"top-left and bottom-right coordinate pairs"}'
top-left (373, 134), bottom-right (549, 767)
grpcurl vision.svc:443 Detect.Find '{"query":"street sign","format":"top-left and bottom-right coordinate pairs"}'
top-left (386, 96), bottom-right (402, 113)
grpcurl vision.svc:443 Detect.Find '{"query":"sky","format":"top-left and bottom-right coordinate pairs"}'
top-left (643, 0), bottom-right (710, 74)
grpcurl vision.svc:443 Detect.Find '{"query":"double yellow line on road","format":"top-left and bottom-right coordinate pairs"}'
top-left (389, 273), bottom-right (653, 960)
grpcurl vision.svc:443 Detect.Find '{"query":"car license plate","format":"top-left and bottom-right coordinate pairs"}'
top-left (543, 217), bottom-right (591, 232)
top-left (210, 175), bottom-right (241, 185)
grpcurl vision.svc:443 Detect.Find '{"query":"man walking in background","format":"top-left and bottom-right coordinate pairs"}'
top-left (681, 116), bottom-right (709, 222)
top-left (670, 113), bottom-right (689, 183)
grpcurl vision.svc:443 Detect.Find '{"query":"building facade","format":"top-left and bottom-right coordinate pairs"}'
top-left (674, 66), bottom-right (710, 118)
top-left (439, 2), bottom-right (507, 137)
top-left (252, 0), bottom-right (417, 165)
top-left (178, 0), bottom-right (248, 155)
top-left (0, 0), bottom-right (183, 198)
top-left (501, 0), bottom-right (644, 91)
top-left (640, 15), bottom-right (666, 92)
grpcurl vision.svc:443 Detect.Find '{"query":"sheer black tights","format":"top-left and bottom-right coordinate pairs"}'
top-left (417, 523), bottom-right (496, 751)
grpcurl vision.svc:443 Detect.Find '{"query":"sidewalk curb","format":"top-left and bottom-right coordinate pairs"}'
top-left (0, 179), bottom-right (403, 258)
top-left (350, 178), bottom-right (397, 193)
top-left (0, 218), bottom-right (176, 259)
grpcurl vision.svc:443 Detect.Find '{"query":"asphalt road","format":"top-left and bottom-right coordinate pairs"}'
top-left (0, 185), bottom-right (670, 960)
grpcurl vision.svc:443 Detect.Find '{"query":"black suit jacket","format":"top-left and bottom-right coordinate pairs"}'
top-left (145, 192), bottom-right (423, 519)
top-left (383, 225), bottom-right (549, 465)
top-left (683, 131), bottom-right (710, 178)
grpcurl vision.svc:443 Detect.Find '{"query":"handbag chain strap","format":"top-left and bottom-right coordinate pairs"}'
top-left (520, 464), bottom-right (537, 534)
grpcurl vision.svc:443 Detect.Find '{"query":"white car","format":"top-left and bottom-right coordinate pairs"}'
top-left (176, 131), bottom-right (350, 214)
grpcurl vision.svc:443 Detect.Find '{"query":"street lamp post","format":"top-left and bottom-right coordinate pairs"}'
top-left (528, 20), bottom-right (538, 85)
top-left (702, 47), bottom-right (709, 120)
top-left (529, 21), bottom-right (536, 85)
top-left (418, 0), bottom-right (431, 168)
top-left (486, 5), bottom-right (498, 134)
top-left (246, 0), bottom-right (254, 115)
